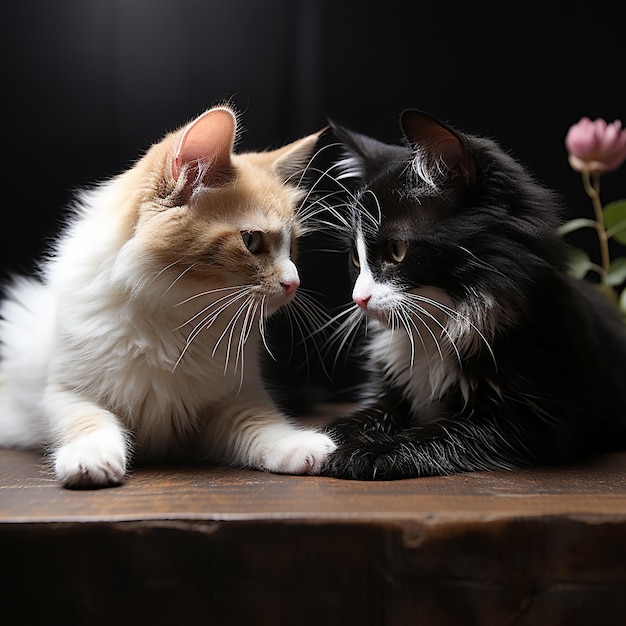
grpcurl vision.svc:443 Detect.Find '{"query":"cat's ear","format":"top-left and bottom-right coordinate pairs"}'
top-left (170, 106), bottom-right (237, 197)
top-left (269, 129), bottom-right (326, 183)
top-left (329, 120), bottom-right (409, 183)
top-left (400, 110), bottom-right (476, 188)
top-left (328, 121), bottom-right (368, 180)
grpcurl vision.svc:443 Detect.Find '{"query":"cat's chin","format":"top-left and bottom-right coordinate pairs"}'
top-left (265, 291), bottom-right (296, 316)
top-left (362, 307), bottom-right (389, 325)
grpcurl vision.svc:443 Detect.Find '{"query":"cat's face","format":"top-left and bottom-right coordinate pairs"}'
top-left (349, 172), bottom-right (457, 326)
top-left (328, 109), bottom-right (565, 362)
top-left (333, 111), bottom-right (478, 335)
top-left (109, 106), bottom-right (321, 317)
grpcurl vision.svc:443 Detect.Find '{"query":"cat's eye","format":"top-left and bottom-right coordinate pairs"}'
top-left (241, 230), bottom-right (262, 254)
top-left (350, 245), bottom-right (360, 268)
top-left (387, 239), bottom-right (407, 263)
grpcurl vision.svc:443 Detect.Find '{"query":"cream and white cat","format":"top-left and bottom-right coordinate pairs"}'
top-left (0, 104), bottom-right (335, 488)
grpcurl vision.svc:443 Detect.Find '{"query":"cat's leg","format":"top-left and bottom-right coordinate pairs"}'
top-left (44, 384), bottom-right (130, 488)
top-left (201, 399), bottom-right (336, 475)
top-left (320, 401), bottom-right (542, 480)
top-left (322, 388), bottom-right (412, 445)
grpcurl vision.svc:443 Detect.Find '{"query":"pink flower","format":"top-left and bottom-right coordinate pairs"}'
top-left (565, 117), bottom-right (626, 174)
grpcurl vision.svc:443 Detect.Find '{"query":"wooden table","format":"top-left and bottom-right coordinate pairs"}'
top-left (2, 443), bottom-right (626, 625)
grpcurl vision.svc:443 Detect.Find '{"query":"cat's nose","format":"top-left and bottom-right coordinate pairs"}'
top-left (281, 280), bottom-right (299, 297)
top-left (354, 295), bottom-right (371, 309)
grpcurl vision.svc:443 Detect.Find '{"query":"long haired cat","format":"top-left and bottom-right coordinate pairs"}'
top-left (318, 109), bottom-right (626, 480)
top-left (0, 104), bottom-right (336, 488)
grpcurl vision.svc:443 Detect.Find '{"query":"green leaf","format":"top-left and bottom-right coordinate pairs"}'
top-left (565, 246), bottom-right (592, 279)
top-left (603, 200), bottom-right (626, 245)
top-left (607, 257), bottom-right (626, 286)
top-left (556, 218), bottom-right (598, 237)
top-left (620, 287), bottom-right (626, 315)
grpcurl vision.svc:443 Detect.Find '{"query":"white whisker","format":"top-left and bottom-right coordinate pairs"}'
top-left (258, 296), bottom-right (275, 361)
top-left (405, 292), bottom-right (496, 368)
top-left (323, 305), bottom-right (366, 370)
top-left (148, 260), bottom-right (191, 293)
top-left (213, 296), bottom-right (253, 370)
top-left (396, 308), bottom-right (417, 371)
top-left (173, 287), bottom-right (252, 332)
top-left (401, 296), bottom-right (455, 362)
top-left (284, 291), bottom-right (332, 380)
top-left (171, 285), bottom-right (257, 373)
top-left (175, 284), bottom-right (250, 307)
top-left (234, 299), bottom-right (258, 390)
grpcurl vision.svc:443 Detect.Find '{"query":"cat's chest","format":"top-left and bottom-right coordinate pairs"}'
top-left (61, 302), bottom-right (261, 412)
top-left (368, 325), bottom-right (461, 421)
top-left (125, 318), bottom-right (260, 390)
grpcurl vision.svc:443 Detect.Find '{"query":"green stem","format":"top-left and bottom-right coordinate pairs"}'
top-left (582, 171), bottom-right (610, 280)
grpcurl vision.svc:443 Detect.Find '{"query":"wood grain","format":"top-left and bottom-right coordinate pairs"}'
top-left (2, 445), bottom-right (626, 625)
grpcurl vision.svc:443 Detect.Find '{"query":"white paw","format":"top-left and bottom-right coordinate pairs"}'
top-left (53, 430), bottom-right (128, 489)
top-left (261, 430), bottom-right (336, 475)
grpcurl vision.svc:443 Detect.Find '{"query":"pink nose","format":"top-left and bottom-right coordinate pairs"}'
top-left (281, 280), bottom-right (299, 297)
top-left (354, 295), bottom-right (371, 309)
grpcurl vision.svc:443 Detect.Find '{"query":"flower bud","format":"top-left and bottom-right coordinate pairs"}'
top-left (565, 117), bottom-right (626, 174)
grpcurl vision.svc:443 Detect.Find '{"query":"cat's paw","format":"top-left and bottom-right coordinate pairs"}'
top-left (320, 435), bottom-right (409, 480)
top-left (53, 431), bottom-right (128, 489)
top-left (261, 430), bottom-right (336, 475)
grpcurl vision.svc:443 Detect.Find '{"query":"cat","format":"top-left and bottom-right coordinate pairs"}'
top-left (317, 109), bottom-right (626, 480)
top-left (0, 103), bottom-right (336, 488)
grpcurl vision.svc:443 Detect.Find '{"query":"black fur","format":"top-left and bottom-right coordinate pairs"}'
top-left (320, 110), bottom-right (626, 480)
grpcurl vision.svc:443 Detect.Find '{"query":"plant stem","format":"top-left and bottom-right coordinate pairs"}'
top-left (582, 171), bottom-right (610, 280)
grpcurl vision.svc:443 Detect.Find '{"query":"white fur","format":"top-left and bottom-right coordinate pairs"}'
top-left (368, 326), bottom-right (463, 423)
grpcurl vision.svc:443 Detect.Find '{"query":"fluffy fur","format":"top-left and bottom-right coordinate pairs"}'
top-left (318, 109), bottom-right (626, 480)
top-left (0, 104), bottom-right (335, 488)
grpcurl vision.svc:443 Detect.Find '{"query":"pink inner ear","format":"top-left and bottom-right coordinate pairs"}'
top-left (171, 107), bottom-right (236, 182)
top-left (401, 110), bottom-right (476, 185)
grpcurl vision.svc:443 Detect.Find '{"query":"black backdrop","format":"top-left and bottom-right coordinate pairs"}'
top-left (3, 0), bottom-right (625, 406)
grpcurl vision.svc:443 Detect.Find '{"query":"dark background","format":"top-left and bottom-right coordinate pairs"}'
top-left (3, 1), bottom-right (625, 406)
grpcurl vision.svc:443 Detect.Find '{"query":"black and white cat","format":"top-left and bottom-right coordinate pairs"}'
top-left (318, 109), bottom-right (626, 480)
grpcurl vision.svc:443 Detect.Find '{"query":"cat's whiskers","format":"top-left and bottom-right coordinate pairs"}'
top-left (323, 305), bottom-right (366, 370)
top-left (294, 289), bottom-right (330, 331)
top-left (258, 296), bottom-right (274, 361)
top-left (172, 287), bottom-right (254, 372)
top-left (213, 293), bottom-right (257, 375)
top-left (233, 297), bottom-right (260, 390)
top-left (325, 294), bottom-right (462, 383)
top-left (308, 302), bottom-right (355, 342)
top-left (166, 265), bottom-right (195, 293)
top-left (148, 260), bottom-right (193, 293)
top-left (458, 246), bottom-right (507, 279)
top-left (403, 302), bottom-right (451, 370)
top-left (281, 289), bottom-right (333, 379)
top-left (380, 308), bottom-right (414, 366)
top-left (392, 308), bottom-right (418, 371)
top-left (173, 286), bottom-right (253, 332)
top-left (293, 142), bottom-right (362, 216)
top-left (211, 294), bottom-right (254, 359)
top-left (404, 292), bottom-right (496, 368)
top-left (295, 147), bottom-right (373, 236)
top-left (299, 193), bottom-right (354, 231)
top-left (174, 284), bottom-right (250, 307)
top-left (361, 189), bottom-right (382, 229)
top-left (401, 296), bottom-right (456, 357)
top-left (311, 201), bottom-right (356, 233)
top-left (295, 181), bottom-right (343, 229)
